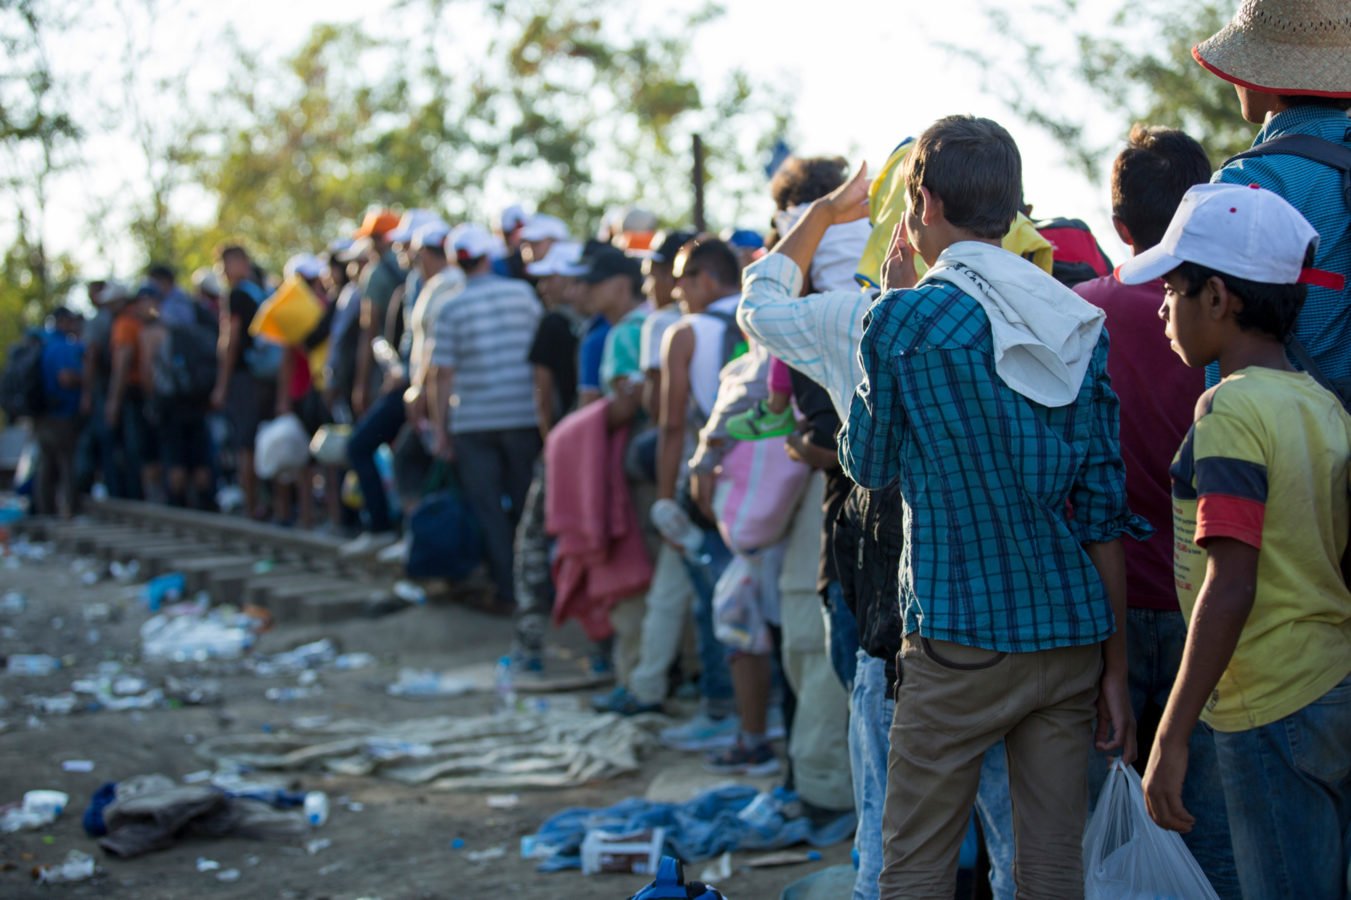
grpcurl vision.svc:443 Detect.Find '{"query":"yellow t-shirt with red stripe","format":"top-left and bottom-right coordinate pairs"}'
top-left (1171, 367), bottom-right (1351, 731)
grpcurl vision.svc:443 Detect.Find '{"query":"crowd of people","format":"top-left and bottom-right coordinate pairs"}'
top-left (6, 2), bottom-right (1350, 897)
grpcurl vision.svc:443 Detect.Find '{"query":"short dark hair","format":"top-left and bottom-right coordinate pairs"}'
top-left (770, 156), bottom-right (849, 211)
top-left (1278, 95), bottom-right (1351, 112)
top-left (1170, 243), bottom-right (1314, 341)
top-left (904, 116), bottom-right (1021, 239)
top-left (1112, 125), bottom-right (1211, 251)
top-left (679, 236), bottom-right (740, 289)
top-left (218, 244), bottom-right (249, 264)
top-left (147, 263), bottom-right (176, 283)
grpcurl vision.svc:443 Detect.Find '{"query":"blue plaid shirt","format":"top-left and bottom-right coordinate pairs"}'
top-left (839, 280), bottom-right (1149, 653)
top-left (1211, 106), bottom-right (1351, 387)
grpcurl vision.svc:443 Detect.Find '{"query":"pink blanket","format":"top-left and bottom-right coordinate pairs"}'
top-left (545, 399), bottom-right (653, 640)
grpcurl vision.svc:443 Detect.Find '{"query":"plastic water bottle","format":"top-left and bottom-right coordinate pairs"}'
top-left (494, 656), bottom-right (516, 713)
top-left (303, 791), bottom-right (329, 827)
top-left (6, 654), bottom-right (61, 676)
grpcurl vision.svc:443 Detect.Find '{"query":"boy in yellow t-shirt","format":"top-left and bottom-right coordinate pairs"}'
top-left (1118, 182), bottom-right (1351, 900)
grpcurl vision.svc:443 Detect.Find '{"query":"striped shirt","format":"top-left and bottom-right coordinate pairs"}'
top-left (1211, 106), bottom-right (1351, 387)
top-left (431, 273), bottom-right (541, 435)
top-left (737, 253), bottom-right (873, 420)
top-left (839, 279), bottom-right (1150, 653)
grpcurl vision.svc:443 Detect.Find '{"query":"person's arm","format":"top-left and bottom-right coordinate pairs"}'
top-left (656, 323), bottom-right (694, 501)
top-left (604, 377), bottom-right (642, 431)
top-left (275, 349), bottom-right (294, 417)
top-left (430, 364), bottom-right (455, 461)
top-left (1086, 539), bottom-right (1135, 764)
top-left (1144, 538), bottom-right (1256, 832)
top-left (79, 339), bottom-right (98, 415)
top-left (533, 365), bottom-right (557, 442)
top-left (106, 338), bottom-right (131, 426)
top-left (352, 295), bottom-right (376, 417)
top-left (212, 310), bottom-right (241, 411)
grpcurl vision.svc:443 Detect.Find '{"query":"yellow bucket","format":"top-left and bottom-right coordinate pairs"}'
top-left (250, 276), bottom-right (324, 345)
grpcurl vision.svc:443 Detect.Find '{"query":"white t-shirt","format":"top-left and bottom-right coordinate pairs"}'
top-left (684, 293), bottom-right (740, 417)
top-left (640, 305), bottom-right (683, 373)
top-left (408, 267), bottom-right (466, 385)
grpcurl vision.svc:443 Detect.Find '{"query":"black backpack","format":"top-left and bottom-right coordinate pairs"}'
top-left (704, 309), bottom-right (749, 367)
top-left (1224, 132), bottom-right (1351, 410)
top-left (153, 317), bottom-right (219, 401)
top-left (832, 481), bottom-right (905, 695)
top-left (1, 334), bottom-right (47, 421)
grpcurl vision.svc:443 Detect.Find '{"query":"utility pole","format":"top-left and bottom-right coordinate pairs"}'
top-left (692, 133), bottom-right (706, 233)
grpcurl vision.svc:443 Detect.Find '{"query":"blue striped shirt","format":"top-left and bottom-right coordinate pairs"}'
top-left (839, 280), bottom-right (1149, 653)
top-left (1211, 106), bottom-right (1351, 387)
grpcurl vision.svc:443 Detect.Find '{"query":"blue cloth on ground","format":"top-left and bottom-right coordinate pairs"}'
top-left (524, 784), bottom-right (856, 872)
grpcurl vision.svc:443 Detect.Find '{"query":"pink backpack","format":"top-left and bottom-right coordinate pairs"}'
top-left (712, 439), bottom-right (811, 552)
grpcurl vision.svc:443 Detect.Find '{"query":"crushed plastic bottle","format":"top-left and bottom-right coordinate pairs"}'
top-left (494, 656), bottom-right (516, 713)
top-left (386, 668), bottom-right (475, 697)
top-left (6, 654), bottom-right (61, 676)
top-left (35, 850), bottom-right (97, 884)
top-left (304, 791), bottom-right (329, 827)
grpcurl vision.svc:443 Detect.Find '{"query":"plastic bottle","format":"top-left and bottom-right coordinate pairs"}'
top-left (303, 791), bottom-right (329, 826)
top-left (6, 654), bottom-right (61, 676)
top-left (650, 499), bottom-right (711, 564)
top-left (494, 656), bottom-right (516, 713)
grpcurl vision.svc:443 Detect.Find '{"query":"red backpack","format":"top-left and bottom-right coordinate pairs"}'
top-left (1034, 217), bottom-right (1113, 288)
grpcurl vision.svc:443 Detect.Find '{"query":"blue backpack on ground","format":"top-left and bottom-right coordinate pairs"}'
top-left (629, 857), bottom-right (726, 900)
top-left (406, 489), bottom-right (483, 581)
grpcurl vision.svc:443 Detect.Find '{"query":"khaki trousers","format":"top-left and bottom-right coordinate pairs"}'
top-left (878, 633), bottom-right (1101, 900)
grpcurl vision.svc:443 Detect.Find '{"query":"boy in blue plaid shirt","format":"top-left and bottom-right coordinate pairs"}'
top-left (837, 116), bottom-right (1148, 898)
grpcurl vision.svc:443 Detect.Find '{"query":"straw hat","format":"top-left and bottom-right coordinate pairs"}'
top-left (1193, 0), bottom-right (1351, 97)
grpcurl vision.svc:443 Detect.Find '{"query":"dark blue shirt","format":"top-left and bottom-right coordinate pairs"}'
top-left (578, 316), bottom-right (612, 393)
top-left (41, 330), bottom-right (84, 418)
top-left (1211, 106), bottom-right (1351, 387)
top-left (839, 280), bottom-right (1148, 653)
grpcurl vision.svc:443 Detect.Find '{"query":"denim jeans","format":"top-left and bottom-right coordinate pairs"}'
top-left (680, 528), bottom-right (734, 716)
top-left (1213, 673), bottom-right (1351, 900)
top-left (974, 741), bottom-right (1016, 900)
top-left (824, 580), bottom-right (859, 691)
top-left (1087, 607), bottom-right (1239, 899)
top-left (849, 651), bottom-right (893, 900)
top-left (346, 390), bottom-right (405, 534)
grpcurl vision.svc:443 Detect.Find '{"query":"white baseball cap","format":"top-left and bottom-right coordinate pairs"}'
top-left (449, 223), bottom-right (498, 261)
top-left (525, 241), bottom-right (586, 277)
top-left (519, 213), bottom-right (570, 243)
top-left (387, 208), bottom-right (442, 245)
top-left (1116, 183), bottom-right (1340, 290)
top-left (500, 204), bottom-right (528, 233)
top-left (410, 220), bottom-right (451, 253)
top-left (284, 253), bottom-right (326, 281)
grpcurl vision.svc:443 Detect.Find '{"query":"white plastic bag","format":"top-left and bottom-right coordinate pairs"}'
top-left (254, 413), bottom-right (310, 479)
top-left (712, 554), bottom-right (772, 655)
top-left (1083, 759), bottom-right (1220, 900)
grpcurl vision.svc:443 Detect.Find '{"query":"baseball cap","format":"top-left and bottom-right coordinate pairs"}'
top-left (411, 220), bottom-right (451, 253)
top-left (284, 253), bottom-right (326, 281)
top-left (192, 268), bottom-right (223, 298)
top-left (580, 246), bottom-right (643, 285)
top-left (648, 229), bottom-right (697, 265)
top-left (135, 281), bottom-right (163, 302)
top-left (724, 229), bottom-right (765, 251)
top-left (525, 241), bottom-right (585, 277)
top-left (449, 223), bottom-right (498, 262)
top-left (501, 204), bottom-right (528, 234)
top-left (1116, 183), bottom-right (1344, 290)
top-left (95, 280), bottom-right (132, 305)
top-left (352, 208), bottom-right (400, 240)
top-left (519, 213), bottom-right (570, 243)
top-left (387, 209), bottom-right (442, 245)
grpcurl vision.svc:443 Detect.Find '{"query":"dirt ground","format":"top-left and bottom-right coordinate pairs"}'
top-left (0, 539), bottom-right (850, 899)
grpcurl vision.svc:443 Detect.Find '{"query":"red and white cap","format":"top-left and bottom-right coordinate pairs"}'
top-left (1116, 182), bottom-right (1344, 291)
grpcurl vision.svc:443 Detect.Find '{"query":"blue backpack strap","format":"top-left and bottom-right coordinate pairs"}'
top-left (1224, 132), bottom-right (1351, 208)
top-left (630, 857), bottom-right (692, 899)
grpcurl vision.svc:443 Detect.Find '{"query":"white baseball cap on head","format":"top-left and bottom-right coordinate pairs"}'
top-left (449, 223), bottom-right (498, 261)
top-left (519, 213), bottom-right (570, 243)
top-left (525, 241), bottom-right (585, 277)
top-left (387, 209), bottom-right (442, 245)
top-left (1116, 183), bottom-right (1342, 290)
top-left (284, 253), bottom-right (326, 281)
top-left (410, 220), bottom-right (451, 253)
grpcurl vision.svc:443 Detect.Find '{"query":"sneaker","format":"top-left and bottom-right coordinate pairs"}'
top-left (725, 400), bottom-right (796, 441)
top-left (376, 534), bottom-right (411, 564)
top-left (591, 685), bottom-right (662, 716)
top-left (704, 739), bottom-right (781, 776)
top-left (661, 712), bottom-right (741, 751)
top-left (340, 531), bottom-right (397, 558)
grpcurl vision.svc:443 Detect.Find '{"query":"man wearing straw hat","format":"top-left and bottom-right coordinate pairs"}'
top-left (1194, 0), bottom-right (1351, 401)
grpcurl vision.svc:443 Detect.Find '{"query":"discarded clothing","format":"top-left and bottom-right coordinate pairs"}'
top-left (525, 785), bottom-right (856, 872)
top-left (197, 710), bottom-right (655, 791)
top-left (90, 776), bottom-right (307, 858)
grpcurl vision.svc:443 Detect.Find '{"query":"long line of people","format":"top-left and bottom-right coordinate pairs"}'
top-left (3, 3), bottom-right (1348, 897)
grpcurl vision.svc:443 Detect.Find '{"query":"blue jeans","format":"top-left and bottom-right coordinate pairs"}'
top-left (974, 742), bottom-right (1015, 900)
top-left (680, 528), bottom-right (734, 717)
top-left (1088, 608), bottom-right (1239, 898)
top-left (1213, 674), bottom-right (1351, 900)
top-left (824, 581), bottom-right (859, 691)
top-left (849, 651), bottom-right (892, 900)
top-left (346, 390), bottom-right (405, 534)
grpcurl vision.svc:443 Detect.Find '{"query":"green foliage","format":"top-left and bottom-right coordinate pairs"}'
top-left (952, 0), bottom-right (1251, 181)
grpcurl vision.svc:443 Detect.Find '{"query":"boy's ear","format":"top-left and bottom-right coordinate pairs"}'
top-left (1206, 275), bottom-right (1240, 322)
top-left (918, 185), bottom-right (940, 227)
top-left (1111, 216), bottom-right (1133, 249)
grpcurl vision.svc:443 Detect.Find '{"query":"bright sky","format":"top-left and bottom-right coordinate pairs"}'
top-left (37, 0), bottom-right (1148, 279)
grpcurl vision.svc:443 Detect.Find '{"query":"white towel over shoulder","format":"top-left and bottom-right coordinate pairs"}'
top-left (922, 241), bottom-right (1105, 407)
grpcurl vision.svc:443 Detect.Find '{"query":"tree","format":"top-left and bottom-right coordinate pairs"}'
top-left (950, 0), bottom-right (1250, 181)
